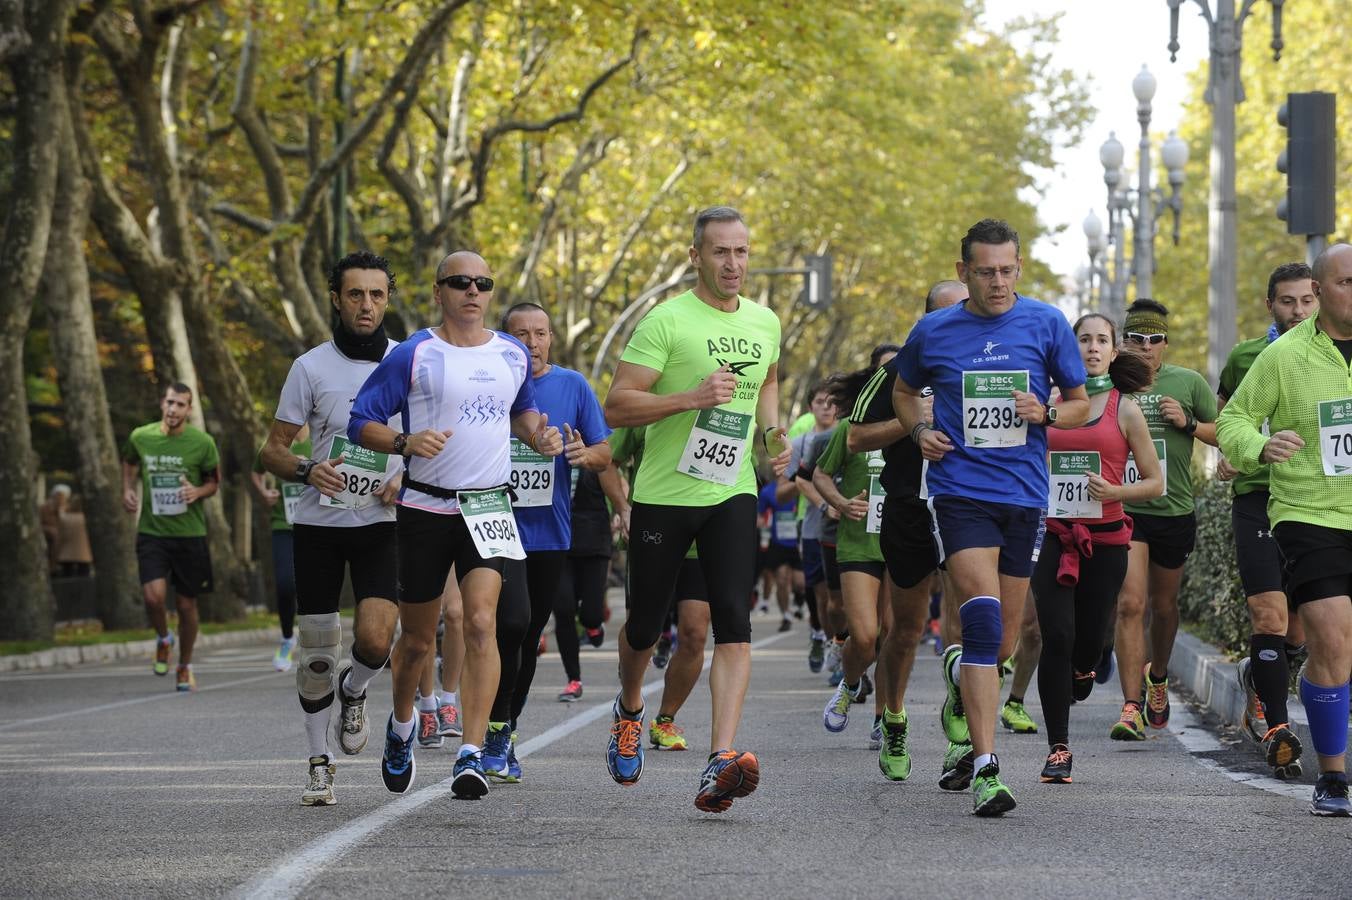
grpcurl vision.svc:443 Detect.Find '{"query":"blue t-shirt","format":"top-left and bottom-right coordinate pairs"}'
top-left (893, 295), bottom-right (1085, 509)
top-left (757, 482), bottom-right (798, 548)
top-left (514, 365), bottom-right (611, 552)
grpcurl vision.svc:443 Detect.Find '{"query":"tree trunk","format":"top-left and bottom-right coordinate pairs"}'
top-left (42, 71), bottom-right (141, 630)
top-left (0, 0), bottom-right (75, 640)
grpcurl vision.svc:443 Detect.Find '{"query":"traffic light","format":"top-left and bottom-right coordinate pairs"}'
top-left (801, 253), bottom-right (832, 309)
top-left (1276, 91), bottom-right (1336, 236)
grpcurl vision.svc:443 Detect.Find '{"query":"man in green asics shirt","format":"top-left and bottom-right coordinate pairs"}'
top-left (121, 382), bottom-right (220, 692)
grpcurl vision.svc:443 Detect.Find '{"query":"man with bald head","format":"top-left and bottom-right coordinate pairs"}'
top-left (1218, 242), bottom-right (1352, 816)
top-left (349, 249), bottom-right (563, 800)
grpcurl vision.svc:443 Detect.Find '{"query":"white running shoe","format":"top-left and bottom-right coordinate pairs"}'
top-left (301, 755), bottom-right (336, 806)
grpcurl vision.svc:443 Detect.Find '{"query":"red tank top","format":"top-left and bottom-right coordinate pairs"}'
top-left (1048, 389), bottom-right (1129, 524)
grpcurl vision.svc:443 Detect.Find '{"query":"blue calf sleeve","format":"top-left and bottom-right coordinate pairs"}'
top-left (959, 596), bottom-right (1002, 667)
top-left (1299, 676), bottom-right (1350, 758)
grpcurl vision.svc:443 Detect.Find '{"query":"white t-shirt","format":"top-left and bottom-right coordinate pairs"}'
top-left (275, 340), bottom-right (402, 527)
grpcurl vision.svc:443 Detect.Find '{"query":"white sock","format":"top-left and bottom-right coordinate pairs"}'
top-left (344, 654), bottom-right (386, 697)
top-left (811, 630), bottom-right (825, 640)
top-left (305, 706), bottom-right (331, 759)
top-left (974, 753), bottom-right (994, 772)
top-left (459, 742), bottom-right (480, 756)
top-left (416, 694), bottom-right (438, 713)
top-left (439, 691), bottom-right (458, 708)
top-left (391, 714), bottom-right (415, 741)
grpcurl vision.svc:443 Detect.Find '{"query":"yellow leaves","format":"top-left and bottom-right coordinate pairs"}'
top-left (692, 29), bottom-right (716, 51)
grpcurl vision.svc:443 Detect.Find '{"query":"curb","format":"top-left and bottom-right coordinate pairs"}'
top-left (0, 627), bottom-right (279, 674)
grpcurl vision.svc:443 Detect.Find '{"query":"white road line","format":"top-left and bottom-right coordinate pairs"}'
top-left (232, 630), bottom-right (792, 900)
top-left (0, 672), bottom-right (279, 732)
top-left (1168, 693), bottom-right (1308, 801)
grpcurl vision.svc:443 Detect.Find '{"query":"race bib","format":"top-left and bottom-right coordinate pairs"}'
top-left (509, 438), bottom-right (555, 507)
top-left (962, 370), bottom-right (1029, 448)
top-left (1048, 451), bottom-right (1102, 520)
top-left (458, 488), bottom-right (526, 560)
top-left (318, 436), bottom-right (388, 510)
top-left (149, 472), bottom-right (188, 517)
top-left (678, 407), bottom-right (751, 486)
top-left (1319, 399), bottom-right (1352, 475)
top-left (1123, 439), bottom-right (1168, 496)
top-left (866, 475), bottom-right (886, 534)
top-left (774, 510), bottom-right (798, 543)
top-left (282, 482), bottom-right (306, 524)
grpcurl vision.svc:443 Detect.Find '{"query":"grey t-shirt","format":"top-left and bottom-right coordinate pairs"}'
top-left (798, 427), bottom-right (838, 544)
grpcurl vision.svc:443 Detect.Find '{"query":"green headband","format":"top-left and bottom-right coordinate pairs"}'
top-left (1123, 310), bottom-right (1168, 335)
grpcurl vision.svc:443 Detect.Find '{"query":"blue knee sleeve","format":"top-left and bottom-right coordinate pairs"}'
top-left (1300, 676), bottom-right (1350, 758)
top-left (959, 596), bottom-right (1002, 667)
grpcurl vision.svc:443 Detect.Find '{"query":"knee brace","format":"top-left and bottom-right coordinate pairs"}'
top-left (296, 613), bottom-right (342, 704)
top-left (959, 596), bottom-right (1002, 667)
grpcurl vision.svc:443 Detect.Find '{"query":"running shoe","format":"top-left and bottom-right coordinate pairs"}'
top-left (380, 715), bottom-right (416, 793)
top-left (1311, 772), bottom-right (1352, 817)
top-left (999, 700), bottom-right (1038, 734)
top-left (506, 732), bottom-right (523, 781)
top-left (558, 679), bottom-right (584, 703)
top-left (154, 633), bottom-right (174, 676)
top-left (972, 756), bottom-right (1016, 817)
top-left (1095, 647), bottom-right (1115, 684)
top-left (694, 749), bottom-right (759, 813)
top-left (537, 634), bottom-right (547, 656)
top-left (649, 715), bottom-right (688, 750)
top-left (1143, 665), bottom-right (1170, 729)
top-left (452, 750), bottom-right (490, 799)
top-left (273, 636), bottom-right (297, 673)
top-left (1263, 724), bottom-right (1303, 780)
top-left (1040, 744), bottom-right (1073, 784)
top-left (868, 717), bottom-right (883, 751)
top-left (939, 741), bottom-right (975, 791)
top-left (483, 722), bottom-right (515, 782)
top-left (1110, 701), bottom-right (1147, 741)
top-left (175, 664), bottom-right (196, 692)
top-left (653, 632), bottom-right (673, 670)
top-left (824, 641), bottom-right (843, 684)
top-left (940, 645), bottom-right (969, 744)
top-left (301, 755), bottom-right (336, 806)
top-left (778, 616), bottom-right (792, 633)
top-left (585, 625), bottom-right (605, 648)
top-left (878, 713), bottom-right (911, 782)
top-left (808, 634), bottom-right (825, 673)
top-left (437, 701), bottom-right (462, 738)
top-left (1237, 657), bottom-right (1267, 743)
top-left (417, 708), bottom-right (444, 749)
top-left (333, 665), bottom-right (369, 755)
top-left (823, 679), bottom-right (857, 733)
top-left (607, 698), bottom-right (644, 785)
top-left (1072, 669), bottom-right (1096, 703)
top-left (854, 671), bottom-right (873, 706)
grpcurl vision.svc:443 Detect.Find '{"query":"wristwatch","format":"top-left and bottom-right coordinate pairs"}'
top-left (393, 433), bottom-right (410, 456)
top-left (295, 458), bottom-right (317, 484)
top-left (1045, 404), bottom-right (1059, 425)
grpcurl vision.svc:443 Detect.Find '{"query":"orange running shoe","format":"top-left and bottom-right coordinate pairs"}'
top-left (694, 750), bottom-right (759, 813)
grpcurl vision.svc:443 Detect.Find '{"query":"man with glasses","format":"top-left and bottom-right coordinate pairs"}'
top-left (1109, 298), bottom-right (1217, 741)
top-left (893, 219), bottom-right (1088, 816)
top-left (348, 251), bottom-right (562, 800)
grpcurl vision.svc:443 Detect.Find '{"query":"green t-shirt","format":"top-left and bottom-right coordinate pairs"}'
top-left (121, 422), bottom-right (220, 537)
top-left (814, 420), bottom-right (884, 563)
top-left (1123, 363), bottom-right (1218, 517)
top-left (1218, 336), bottom-right (1271, 497)
top-left (620, 290), bottom-right (781, 507)
top-left (787, 412), bottom-right (816, 438)
top-left (252, 439), bottom-right (312, 532)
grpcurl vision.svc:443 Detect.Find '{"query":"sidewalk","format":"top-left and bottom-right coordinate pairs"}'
top-left (0, 627), bottom-right (278, 673)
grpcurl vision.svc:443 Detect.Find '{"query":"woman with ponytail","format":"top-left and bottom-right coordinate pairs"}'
top-left (1030, 313), bottom-right (1163, 784)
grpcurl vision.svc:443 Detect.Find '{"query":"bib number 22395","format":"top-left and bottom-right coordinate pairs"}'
top-left (678, 408), bottom-right (751, 486)
top-left (962, 370), bottom-right (1029, 448)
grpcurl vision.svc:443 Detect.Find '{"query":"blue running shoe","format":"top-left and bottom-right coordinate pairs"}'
top-left (482, 722), bottom-right (514, 782)
top-left (1095, 647), bottom-right (1116, 685)
top-left (1312, 771), bottom-right (1351, 817)
top-left (380, 715), bottom-right (416, 794)
top-left (506, 731), bottom-right (523, 782)
top-left (452, 750), bottom-right (489, 799)
top-left (607, 697), bottom-right (644, 786)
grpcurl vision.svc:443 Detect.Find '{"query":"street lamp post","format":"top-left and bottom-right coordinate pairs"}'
top-left (1167, 0), bottom-right (1286, 383)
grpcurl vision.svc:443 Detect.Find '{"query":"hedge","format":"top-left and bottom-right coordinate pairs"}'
top-left (1177, 477), bottom-right (1250, 654)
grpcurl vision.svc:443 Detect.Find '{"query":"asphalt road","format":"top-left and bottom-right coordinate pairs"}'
top-left (1, 599), bottom-right (1348, 899)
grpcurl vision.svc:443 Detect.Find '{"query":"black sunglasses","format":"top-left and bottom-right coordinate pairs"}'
top-left (437, 274), bottom-right (495, 292)
top-left (1124, 332), bottom-right (1166, 346)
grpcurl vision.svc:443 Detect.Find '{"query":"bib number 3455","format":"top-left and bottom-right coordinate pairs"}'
top-left (678, 407), bottom-right (751, 486)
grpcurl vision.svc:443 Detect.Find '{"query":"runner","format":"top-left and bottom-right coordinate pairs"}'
top-left (1215, 261), bottom-right (1316, 778)
top-left (259, 251), bottom-right (405, 806)
top-left (757, 475), bottom-right (800, 633)
top-left (1111, 298), bottom-right (1218, 740)
top-left (603, 206), bottom-right (789, 812)
top-left (1030, 313), bottom-right (1161, 783)
top-left (892, 218), bottom-right (1088, 815)
top-left (846, 279), bottom-right (964, 780)
top-left (250, 425), bottom-right (311, 672)
top-left (482, 301), bottom-right (611, 782)
top-left (787, 380), bottom-right (838, 671)
top-left (347, 250), bottom-right (561, 800)
top-left (1216, 242), bottom-right (1352, 816)
top-left (797, 423), bottom-right (847, 684)
top-left (121, 382), bottom-right (220, 693)
top-left (416, 571), bottom-right (464, 749)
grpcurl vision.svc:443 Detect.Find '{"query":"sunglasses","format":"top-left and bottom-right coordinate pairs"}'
top-left (1125, 332), bottom-right (1167, 346)
top-left (437, 274), bottom-right (495, 292)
